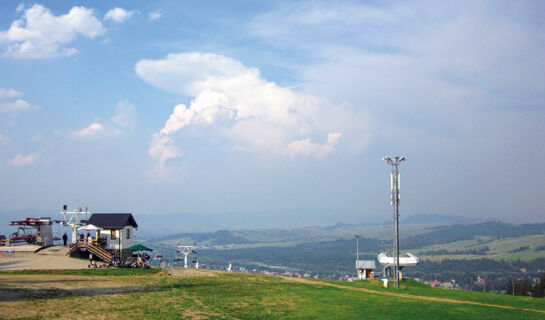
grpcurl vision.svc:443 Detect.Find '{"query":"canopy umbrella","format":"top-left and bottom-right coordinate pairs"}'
top-left (125, 244), bottom-right (153, 251)
top-left (77, 224), bottom-right (101, 231)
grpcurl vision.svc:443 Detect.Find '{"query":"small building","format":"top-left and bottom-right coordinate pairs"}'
top-left (86, 213), bottom-right (138, 257)
top-left (356, 260), bottom-right (376, 280)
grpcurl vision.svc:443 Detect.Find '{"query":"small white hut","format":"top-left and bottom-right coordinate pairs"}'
top-left (356, 260), bottom-right (376, 280)
top-left (86, 213), bottom-right (138, 255)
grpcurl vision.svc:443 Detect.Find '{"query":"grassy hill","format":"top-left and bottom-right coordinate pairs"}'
top-left (1, 268), bottom-right (544, 319)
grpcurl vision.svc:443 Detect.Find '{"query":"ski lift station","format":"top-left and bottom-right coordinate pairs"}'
top-left (1, 217), bottom-right (54, 248)
top-left (377, 252), bottom-right (420, 279)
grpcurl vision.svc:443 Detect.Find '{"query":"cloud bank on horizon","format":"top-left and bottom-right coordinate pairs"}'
top-left (136, 52), bottom-right (367, 175)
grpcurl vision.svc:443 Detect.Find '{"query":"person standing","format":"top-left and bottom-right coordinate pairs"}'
top-left (62, 233), bottom-right (68, 246)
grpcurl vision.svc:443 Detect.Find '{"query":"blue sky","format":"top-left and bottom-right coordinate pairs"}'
top-left (0, 1), bottom-right (544, 228)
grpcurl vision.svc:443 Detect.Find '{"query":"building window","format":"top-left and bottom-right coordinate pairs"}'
top-left (126, 229), bottom-right (131, 239)
top-left (111, 230), bottom-right (116, 240)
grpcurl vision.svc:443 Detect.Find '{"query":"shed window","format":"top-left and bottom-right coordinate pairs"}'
top-left (126, 229), bottom-right (131, 239)
top-left (111, 230), bottom-right (116, 240)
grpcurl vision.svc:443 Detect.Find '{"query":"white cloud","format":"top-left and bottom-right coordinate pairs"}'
top-left (72, 122), bottom-right (105, 138)
top-left (249, 1), bottom-right (545, 118)
top-left (136, 52), bottom-right (367, 171)
top-left (0, 88), bottom-right (22, 99)
top-left (104, 8), bottom-right (134, 23)
top-left (0, 99), bottom-right (31, 112)
top-left (8, 153), bottom-right (37, 166)
top-left (111, 100), bottom-right (137, 129)
top-left (72, 100), bottom-right (137, 139)
top-left (15, 3), bottom-right (25, 13)
top-left (0, 88), bottom-right (34, 113)
top-left (287, 133), bottom-right (342, 158)
top-left (149, 133), bottom-right (182, 169)
top-left (149, 11), bottom-right (162, 21)
top-left (0, 4), bottom-right (106, 59)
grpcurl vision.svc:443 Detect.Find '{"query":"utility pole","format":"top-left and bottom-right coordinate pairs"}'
top-left (354, 234), bottom-right (362, 262)
top-left (383, 156), bottom-right (406, 289)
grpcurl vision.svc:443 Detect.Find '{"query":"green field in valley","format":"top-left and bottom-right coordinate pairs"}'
top-left (414, 234), bottom-right (545, 261)
top-left (1, 268), bottom-right (544, 319)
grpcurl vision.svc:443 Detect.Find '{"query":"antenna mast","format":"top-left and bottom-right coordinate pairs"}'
top-left (382, 156), bottom-right (406, 288)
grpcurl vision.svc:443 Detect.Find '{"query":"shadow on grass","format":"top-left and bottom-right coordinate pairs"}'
top-left (0, 260), bottom-right (25, 267)
top-left (0, 282), bottom-right (211, 302)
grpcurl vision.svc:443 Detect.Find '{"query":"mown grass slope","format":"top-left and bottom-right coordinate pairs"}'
top-left (1, 268), bottom-right (544, 319)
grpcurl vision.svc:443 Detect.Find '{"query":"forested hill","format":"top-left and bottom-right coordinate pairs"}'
top-left (150, 220), bottom-right (545, 248)
top-left (401, 221), bottom-right (545, 249)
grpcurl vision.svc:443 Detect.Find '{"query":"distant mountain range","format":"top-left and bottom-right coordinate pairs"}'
top-left (146, 213), bottom-right (486, 246)
top-left (401, 213), bottom-right (480, 224)
top-left (0, 209), bottom-right (484, 241)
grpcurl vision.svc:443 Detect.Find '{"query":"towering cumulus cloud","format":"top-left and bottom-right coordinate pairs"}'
top-left (136, 52), bottom-right (367, 174)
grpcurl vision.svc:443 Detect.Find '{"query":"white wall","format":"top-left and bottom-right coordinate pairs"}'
top-left (102, 227), bottom-right (134, 250)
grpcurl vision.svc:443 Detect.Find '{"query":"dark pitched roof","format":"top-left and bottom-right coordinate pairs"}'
top-left (87, 213), bottom-right (138, 229)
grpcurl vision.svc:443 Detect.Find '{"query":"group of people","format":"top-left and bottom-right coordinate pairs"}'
top-left (60, 232), bottom-right (97, 246)
top-left (88, 253), bottom-right (116, 268)
top-left (136, 253), bottom-right (151, 268)
top-left (78, 232), bottom-right (96, 244)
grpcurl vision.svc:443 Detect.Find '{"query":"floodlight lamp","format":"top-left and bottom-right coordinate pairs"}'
top-left (399, 156), bottom-right (406, 162)
top-left (383, 157), bottom-right (393, 164)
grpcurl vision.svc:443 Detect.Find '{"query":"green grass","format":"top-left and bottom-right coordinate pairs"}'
top-left (1, 269), bottom-right (544, 319)
top-left (338, 279), bottom-right (545, 311)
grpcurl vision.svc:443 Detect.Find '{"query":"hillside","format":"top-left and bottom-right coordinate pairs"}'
top-left (140, 220), bottom-right (545, 292)
top-left (0, 268), bottom-right (544, 319)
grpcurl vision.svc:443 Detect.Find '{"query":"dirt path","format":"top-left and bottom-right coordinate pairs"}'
top-left (0, 246), bottom-right (89, 270)
top-left (282, 277), bottom-right (545, 314)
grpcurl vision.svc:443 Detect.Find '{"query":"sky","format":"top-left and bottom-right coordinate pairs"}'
top-left (0, 1), bottom-right (544, 230)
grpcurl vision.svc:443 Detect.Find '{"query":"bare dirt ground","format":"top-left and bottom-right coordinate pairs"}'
top-left (167, 268), bottom-right (218, 277)
top-left (0, 273), bottom-right (155, 320)
top-left (0, 246), bottom-right (89, 270)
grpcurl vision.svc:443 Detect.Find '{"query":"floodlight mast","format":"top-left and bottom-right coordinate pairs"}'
top-left (382, 156), bottom-right (405, 288)
top-left (354, 234), bottom-right (362, 262)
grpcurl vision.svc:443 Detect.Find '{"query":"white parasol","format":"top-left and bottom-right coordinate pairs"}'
top-left (77, 224), bottom-right (102, 231)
